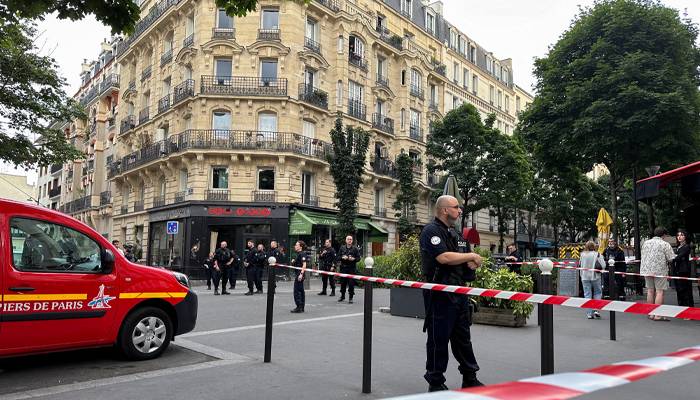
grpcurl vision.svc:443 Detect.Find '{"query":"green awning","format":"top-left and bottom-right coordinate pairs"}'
top-left (289, 210), bottom-right (388, 242)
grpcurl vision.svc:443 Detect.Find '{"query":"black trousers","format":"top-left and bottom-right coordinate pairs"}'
top-left (220, 267), bottom-right (232, 291)
top-left (256, 265), bottom-right (264, 291)
top-left (228, 266), bottom-right (239, 289)
top-left (423, 291), bottom-right (479, 386)
top-left (321, 266), bottom-right (335, 292)
top-left (293, 276), bottom-right (305, 308)
top-left (246, 266), bottom-right (256, 292)
top-left (205, 268), bottom-right (212, 287)
top-left (674, 274), bottom-right (694, 307)
top-left (212, 269), bottom-right (222, 291)
top-left (339, 267), bottom-right (355, 297)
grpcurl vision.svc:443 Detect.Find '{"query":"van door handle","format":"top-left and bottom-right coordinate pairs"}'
top-left (9, 287), bottom-right (35, 292)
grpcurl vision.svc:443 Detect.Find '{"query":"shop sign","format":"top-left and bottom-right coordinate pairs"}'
top-left (207, 207), bottom-right (272, 217)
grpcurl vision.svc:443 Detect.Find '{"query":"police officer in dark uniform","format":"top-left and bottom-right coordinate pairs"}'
top-left (337, 235), bottom-right (360, 303)
top-left (318, 239), bottom-right (337, 296)
top-left (243, 240), bottom-right (256, 295)
top-left (291, 240), bottom-right (309, 313)
top-left (214, 241), bottom-right (233, 295)
top-left (420, 195), bottom-right (483, 392)
top-left (252, 243), bottom-right (266, 293)
top-left (228, 249), bottom-right (242, 290)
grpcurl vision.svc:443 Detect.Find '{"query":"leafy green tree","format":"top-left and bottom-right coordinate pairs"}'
top-left (518, 0), bottom-right (700, 238)
top-left (327, 115), bottom-right (370, 239)
top-left (392, 153), bottom-right (419, 242)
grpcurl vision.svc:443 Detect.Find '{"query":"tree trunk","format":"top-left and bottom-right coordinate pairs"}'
top-left (609, 170), bottom-right (619, 240)
top-left (647, 199), bottom-right (656, 233)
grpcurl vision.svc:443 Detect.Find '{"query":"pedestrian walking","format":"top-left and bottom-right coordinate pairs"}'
top-left (291, 240), bottom-right (308, 313)
top-left (214, 241), bottom-right (234, 295)
top-left (580, 241), bottom-right (605, 319)
top-left (420, 195), bottom-right (483, 392)
top-left (336, 235), bottom-right (360, 303)
top-left (641, 227), bottom-right (676, 321)
top-left (672, 229), bottom-right (694, 307)
top-left (203, 252), bottom-right (215, 290)
top-left (318, 239), bottom-right (337, 296)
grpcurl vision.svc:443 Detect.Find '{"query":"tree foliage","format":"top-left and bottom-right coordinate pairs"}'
top-left (327, 115), bottom-right (370, 239)
top-left (392, 153), bottom-right (419, 242)
top-left (518, 0), bottom-right (700, 234)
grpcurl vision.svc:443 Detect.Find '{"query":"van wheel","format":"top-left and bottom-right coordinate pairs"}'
top-left (119, 307), bottom-right (172, 361)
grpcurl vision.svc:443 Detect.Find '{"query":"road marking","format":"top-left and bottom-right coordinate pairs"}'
top-left (182, 312), bottom-right (375, 338)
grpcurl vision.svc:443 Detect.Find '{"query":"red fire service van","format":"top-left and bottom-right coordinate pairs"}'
top-left (0, 199), bottom-right (197, 360)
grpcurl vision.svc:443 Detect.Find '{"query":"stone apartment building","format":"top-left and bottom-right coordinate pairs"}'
top-left (53, 0), bottom-right (533, 273)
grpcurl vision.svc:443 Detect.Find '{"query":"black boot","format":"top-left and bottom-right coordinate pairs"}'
top-left (245, 291), bottom-right (253, 296)
top-left (428, 384), bottom-right (448, 392)
top-left (329, 289), bottom-right (335, 297)
top-left (222, 290), bottom-right (230, 295)
top-left (462, 373), bottom-right (484, 388)
top-left (338, 294), bottom-right (345, 302)
top-left (291, 307), bottom-right (304, 313)
top-left (214, 289), bottom-right (220, 295)
top-left (348, 295), bottom-right (354, 304)
top-left (318, 291), bottom-right (327, 295)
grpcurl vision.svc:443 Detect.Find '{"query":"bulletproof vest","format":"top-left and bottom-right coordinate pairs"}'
top-left (434, 228), bottom-right (475, 285)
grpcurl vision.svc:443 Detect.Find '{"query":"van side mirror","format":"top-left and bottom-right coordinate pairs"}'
top-left (101, 249), bottom-right (115, 274)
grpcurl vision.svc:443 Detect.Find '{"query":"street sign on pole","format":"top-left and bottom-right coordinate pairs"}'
top-left (166, 221), bottom-right (179, 235)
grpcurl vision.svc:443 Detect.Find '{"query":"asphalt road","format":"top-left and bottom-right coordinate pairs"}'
top-left (0, 278), bottom-right (698, 400)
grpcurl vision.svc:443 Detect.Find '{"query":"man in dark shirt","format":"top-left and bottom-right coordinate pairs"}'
top-left (267, 240), bottom-right (283, 283)
top-left (336, 235), bottom-right (360, 304)
top-left (318, 239), bottom-right (337, 296)
top-left (252, 243), bottom-right (266, 293)
top-left (420, 195), bottom-right (483, 392)
top-left (244, 240), bottom-right (256, 295)
top-left (214, 241), bottom-right (233, 295)
top-left (505, 243), bottom-right (522, 274)
top-left (603, 238), bottom-right (626, 300)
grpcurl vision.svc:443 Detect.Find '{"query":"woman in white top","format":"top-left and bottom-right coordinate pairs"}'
top-left (579, 240), bottom-right (606, 319)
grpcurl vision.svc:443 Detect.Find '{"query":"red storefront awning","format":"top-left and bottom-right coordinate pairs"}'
top-left (636, 161), bottom-right (700, 200)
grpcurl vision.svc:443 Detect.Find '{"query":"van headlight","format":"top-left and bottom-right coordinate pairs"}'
top-left (172, 272), bottom-right (190, 288)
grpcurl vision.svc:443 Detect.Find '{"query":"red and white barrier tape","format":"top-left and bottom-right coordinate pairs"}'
top-left (511, 256), bottom-right (700, 265)
top-left (272, 264), bottom-right (700, 321)
top-left (382, 344), bottom-right (700, 400)
top-left (507, 261), bottom-right (700, 282)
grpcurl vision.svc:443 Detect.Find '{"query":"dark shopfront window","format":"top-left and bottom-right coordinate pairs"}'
top-left (149, 220), bottom-right (184, 270)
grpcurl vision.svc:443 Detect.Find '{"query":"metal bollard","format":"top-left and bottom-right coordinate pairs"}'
top-left (264, 257), bottom-right (277, 363)
top-left (608, 258), bottom-right (617, 341)
top-left (538, 258), bottom-right (554, 375)
top-left (362, 257), bottom-right (374, 394)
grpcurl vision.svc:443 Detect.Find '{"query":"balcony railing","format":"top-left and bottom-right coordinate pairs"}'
top-left (372, 157), bottom-right (398, 178)
top-left (429, 100), bottom-right (439, 111)
top-left (301, 193), bottom-right (319, 206)
top-left (313, 0), bottom-right (340, 12)
top-left (298, 84), bottom-right (328, 109)
top-left (348, 53), bottom-right (368, 71)
top-left (375, 26), bottom-right (403, 51)
top-left (434, 63), bottom-right (447, 77)
top-left (409, 125), bottom-right (423, 142)
top-left (304, 37), bottom-right (321, 53)
top-left (128, 80), bottom-right (136, 91)
top-left (376, 73), bottom-right (389, 87)
top-left (201, 75), bottom-right (287, 96)
top-left (173, 79), bottom-right (195, 104)
top-left (160, 49), bottom-right (173, 66)
top-left (49, 186), bottom-right (62, 198)
top-left (153, 195), bottom-right (166, 208)
top-left (100, 191), bottom-right (112, 206)
top-left (374, 207), bottom-right (387, 218)
top-left (100, 74), bottom-right (120, 94)
top-left (120, 116), bottom-right (136, 134)
top-left (347, 100), bottom-right (366, 121)
top-left (62, 195), bottom-right (92, 214)
top-left (157, 94), bottom-right (171, 114)
top-left (258, 29), bottom-right (280, 41)
top-left (372, 113), bottom-right (394, 135)
top-left (252, 190), bottom-right (276, 202)
top-left (116, 0), bottom-right (182, 56)
top-left (138, 106), bottom-right (150, 124)
top-left (119, 141), bottom-right (168, 173)
top-left (134, 200), bottom-right (144, 212)
top-left (206, 189), bottom-right (230, 201)
top-left (120, 205), bottom-right (128, 215)
top-left (410, 85), bottom-right (424, 100)
top-left (175, 188), bottom-right (193, 203)
top-left (183, 34), bottom-right (194, 48)
top-left (141, 65), bottom-right (152, 81)
top-left (107, 162), bottom-right (120, 178)
top-left (212, 28), bottom-right (235, 40)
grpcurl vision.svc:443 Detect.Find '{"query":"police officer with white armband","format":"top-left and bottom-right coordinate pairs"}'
top-left (420, 195), bottom-right (483, 392)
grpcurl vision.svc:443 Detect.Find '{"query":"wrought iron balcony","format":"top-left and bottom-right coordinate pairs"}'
top-left (107, 162), bottom-right (120, 178)
top-left (119, 141), bottom-right (168, 172)
top-left (376, 73), bottom-right (389, 87)
top-left (160, 49), bottom-right (173, 66)
top-left (375, 26), bottom-right (403, 51)
top-left (348, 53), bottom-right (368, 71)
top-left (409, 125), bottom-right (424, 142)
top-left (200, 75), bottom-right (287, 96)
top-left (347, 99), bottom-right (366, 120)
top-left (120, 116), bottom-right (136, 134)
top-left (138, 106), bottom-right (150, 124)
top-left (174, 189), bottom-right (192, 203)
top-left (153, 195), bottom-right (166, 208)
top-left (410, 85), bottom-right (424, 100)
top-left (258, 29), bottom-right (280, 41)
top-left (304, 37), bottom-right (321, 53)
top-left (134, 200), bottom-right (144, 212)
top-left (128, 80), bottom-right (136, 91)
top-left (157, 94), bottom-right (171, 114)
top-left (207, 189), bottom-right (230, 201)
top-left (116, 0), bottom-right (182, 56)
top-left (372, 157), bottom-right (398, 178)
top-left (298, 84), bottom-right (328, 109)
top-left (301, 193), bottom-right (319, 206)
top-left (183, 34), bottom-right (194, 48)
top-left (141, 65), bottom-right (152, 81)
top-left (252, 190), bottom-right (276, 202)
top-left (434, 64), bottom-right (446, 77)
top-left (49, 186), bottom-right (62, 198)
top-left (100, 191), bottom-right (111, 206)
top-left (372, 113), bottom-right (394, 135)
top-left (212, 28), bottom-right (235, 40)
top-left (313, 0), bottom-right (340, 12)
top-left (100, 74), bottom-right (120, 94)
top-left (374, 207), bottom-right (387, 218)
top-left (63, 195), bottom-right (92, 214)
top-left (173, 79), bottom-right (195, 104)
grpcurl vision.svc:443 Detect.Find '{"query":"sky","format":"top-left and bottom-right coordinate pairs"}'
top-left (3, 0), bottom-right (699, 180)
